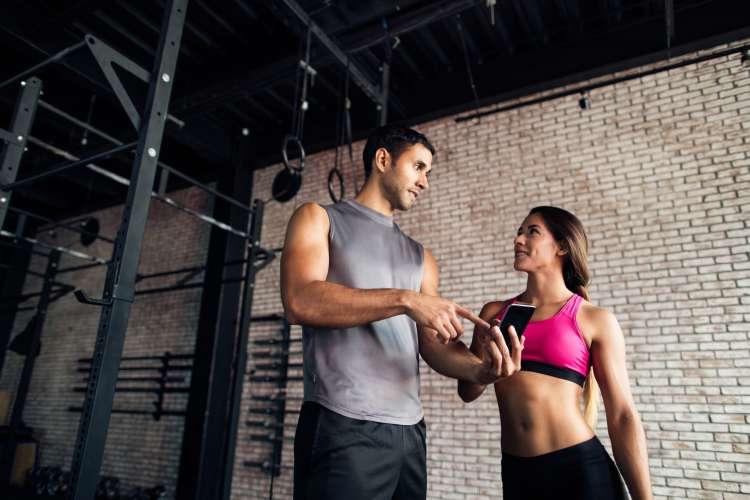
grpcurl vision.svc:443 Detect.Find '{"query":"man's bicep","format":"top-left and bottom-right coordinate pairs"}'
top-left (417, 249), bottom-right (440, 354)
top-left (280, 203), bottom-right (330, 303)
top-left (420, 248), bottom-right (439, 297)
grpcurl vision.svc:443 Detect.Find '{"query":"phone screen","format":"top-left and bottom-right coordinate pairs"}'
top-left (497, 303), bottom-right (536, 353)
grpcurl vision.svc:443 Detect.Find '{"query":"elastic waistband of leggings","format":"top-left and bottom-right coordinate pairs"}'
top-left (501, 436), bottom-right (605, 467)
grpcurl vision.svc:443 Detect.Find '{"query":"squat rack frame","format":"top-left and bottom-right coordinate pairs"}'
top-left (0, 1), bottom-right (276, 498)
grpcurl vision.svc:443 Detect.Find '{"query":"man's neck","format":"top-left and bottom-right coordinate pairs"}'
top-left (354, 182), bottom-right (395, 217)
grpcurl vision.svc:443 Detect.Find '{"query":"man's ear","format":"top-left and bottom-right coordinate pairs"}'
top-left (374, 148), bottom-right (391, 174)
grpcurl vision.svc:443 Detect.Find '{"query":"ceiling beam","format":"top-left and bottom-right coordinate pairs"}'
top-left (276, 0), bottom-right (382, 105)
top-left (174, 0), bottom-right (481, 117)
top-left (471, 5), bottom-right (510, 57)
top-left (415, 27), bottom-right (453, 71)
top-left (115, 2), bottom-right (204, 64)
top-left (0, 2), bottom-right (234, 165)
top-left (515, 0), bottom-right (548, 46)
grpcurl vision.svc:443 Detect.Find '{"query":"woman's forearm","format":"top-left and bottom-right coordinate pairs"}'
top-left (421, 336), bottom-right (483, 383)
top-left (608, 410), bottom-right (652, 500)
top-left (457, 337), bottom-right (488, 401)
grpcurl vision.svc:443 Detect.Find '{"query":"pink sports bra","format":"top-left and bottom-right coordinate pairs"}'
top-left (494, 294), bottom-right (591, 387)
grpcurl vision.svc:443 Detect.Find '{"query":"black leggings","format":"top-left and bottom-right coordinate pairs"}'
top-left (502, 436), bottom-right (626, 500)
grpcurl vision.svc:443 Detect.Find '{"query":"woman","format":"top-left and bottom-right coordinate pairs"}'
top-left (459, 206), bottom-right (652, 500)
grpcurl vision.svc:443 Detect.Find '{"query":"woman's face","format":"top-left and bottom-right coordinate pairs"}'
top-left (513, 213), bottom-right (565, 273)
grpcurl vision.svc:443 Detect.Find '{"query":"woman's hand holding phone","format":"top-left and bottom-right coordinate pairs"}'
top-left (474, 322), bottom-right (525, 384)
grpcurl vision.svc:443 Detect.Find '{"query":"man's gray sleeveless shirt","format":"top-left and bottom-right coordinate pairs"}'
top-left (302, 199), bottom-right (424, 425)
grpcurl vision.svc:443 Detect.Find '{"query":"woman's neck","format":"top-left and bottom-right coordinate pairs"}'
top-left (521, 272), bottom-right (572, 305)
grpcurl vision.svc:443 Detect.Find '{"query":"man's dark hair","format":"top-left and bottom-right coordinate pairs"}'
top-left (362, 125), bottom-right (436, 179)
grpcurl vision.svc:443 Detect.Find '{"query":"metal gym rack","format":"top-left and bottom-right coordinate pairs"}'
top-left (0, 1), bottom-right (279, 499)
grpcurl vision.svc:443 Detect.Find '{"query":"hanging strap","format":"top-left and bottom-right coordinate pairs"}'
top-left (328, 62), bottom-right (350, 203)
top-left (456, 15), bottom-right (481, 118)
top-left (295, 27), bottom-right (313, 141)
top-left (284, 27), bottom-right (313, 173)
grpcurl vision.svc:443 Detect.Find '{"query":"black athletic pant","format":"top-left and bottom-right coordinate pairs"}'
top-left (294, 401), bottom-right (427, 500)
top-left (501, 436), bottom-right (627, 500)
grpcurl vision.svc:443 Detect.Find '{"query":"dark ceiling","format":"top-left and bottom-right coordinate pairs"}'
top-left (1, 0), bottom-right (749, 225)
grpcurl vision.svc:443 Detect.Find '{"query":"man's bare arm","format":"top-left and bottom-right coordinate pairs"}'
top-left (280, 203), bottom-right (483, 339)
top-left (418, 249), bottom-right (523, 384)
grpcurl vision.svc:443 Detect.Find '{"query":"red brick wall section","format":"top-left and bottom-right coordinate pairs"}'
top-left (1, 37), bottom-right (749, 500)
top-left (1, 187), bottom-right (211, 497)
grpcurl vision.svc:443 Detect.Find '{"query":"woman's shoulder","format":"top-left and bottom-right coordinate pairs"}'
top-left (577, 298), bottom-right (621, 338)
top-left (480, 297), bottom-right (516, 321)
top-left (578, 298), bottom-right (616, 319)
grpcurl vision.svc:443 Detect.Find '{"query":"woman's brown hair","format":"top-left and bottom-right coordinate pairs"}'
top-left (529, 206), bottom-right (599, 429)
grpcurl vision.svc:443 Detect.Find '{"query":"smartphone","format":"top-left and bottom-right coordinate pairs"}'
top-left (497, 303), bottom-right (536, 354)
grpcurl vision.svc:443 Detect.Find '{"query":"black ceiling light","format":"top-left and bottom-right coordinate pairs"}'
top-left (80, 217), bottom-right (100, 247)
top-left (578, 92), bottom-right (590, 110)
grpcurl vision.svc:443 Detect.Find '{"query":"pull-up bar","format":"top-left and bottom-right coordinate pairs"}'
top-left (36, 100), bottom-right (254, 215)
top-left (0, 229), bottom-right (107, 264)
top-left (27, 136), bottom-right (253, 239)
top-left (7, 206), bottom-right (115, 245)
top-left (0, 41), bottom-right (86, 91)
top-left (0, 142), bottom-right (136, 191)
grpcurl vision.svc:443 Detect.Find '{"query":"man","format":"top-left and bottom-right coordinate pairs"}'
top-left (281, 125), bottom-right (523, 500)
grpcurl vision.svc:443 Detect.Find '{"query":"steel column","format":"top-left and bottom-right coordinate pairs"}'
top-left (67, 1), bottom-right (187, 499)
top-left (221, 199), bottom-right (265, 500)
top-left (0, 250), bottom-right (59, 484)
top-left (665, 0), bottom-right (675, 49)
top-left (176, 136), bottom-right (254, 500)
top-left (0, 239), bottom-right (33, 376)
top-left (0, 77), bottom-right (41, 231)
top-left (379, 61), bottom-right (391, 126)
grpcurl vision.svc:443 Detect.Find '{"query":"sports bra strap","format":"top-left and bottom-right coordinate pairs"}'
top-left (498, 293), bottom-right (583, 320)
top-left (561, 293), bottom-right (583, 318)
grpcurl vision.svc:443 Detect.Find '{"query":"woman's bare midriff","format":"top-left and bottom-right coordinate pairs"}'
top-left (494, 370), bottom-right (594, 457)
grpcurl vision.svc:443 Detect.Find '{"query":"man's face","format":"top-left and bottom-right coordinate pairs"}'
top-left (380, 143), bottom-right (433, 211)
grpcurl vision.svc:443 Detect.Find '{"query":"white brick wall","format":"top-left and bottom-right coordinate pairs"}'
top-left (243, 38), bottom-right (750, 500)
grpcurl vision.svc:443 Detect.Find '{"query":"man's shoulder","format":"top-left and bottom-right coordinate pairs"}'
top-left (394, 225), bottom-right (424, 252)
top-left (295, 201), bottom-right (326, 214)
top-left (292, 202), bottom-right (329, 221)
top-left (288, 203), bottom-right (330, 236)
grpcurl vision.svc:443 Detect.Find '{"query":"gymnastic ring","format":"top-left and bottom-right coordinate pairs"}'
top-left (272, 168), bottom-right (302, 203)
top-left (282, 134), bottom-right (305, 173)
top-left (327, 168), bottom-right (344, 203)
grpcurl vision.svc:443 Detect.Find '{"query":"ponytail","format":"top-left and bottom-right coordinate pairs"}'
top-left (576, 285), bottom-right (599, 431)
